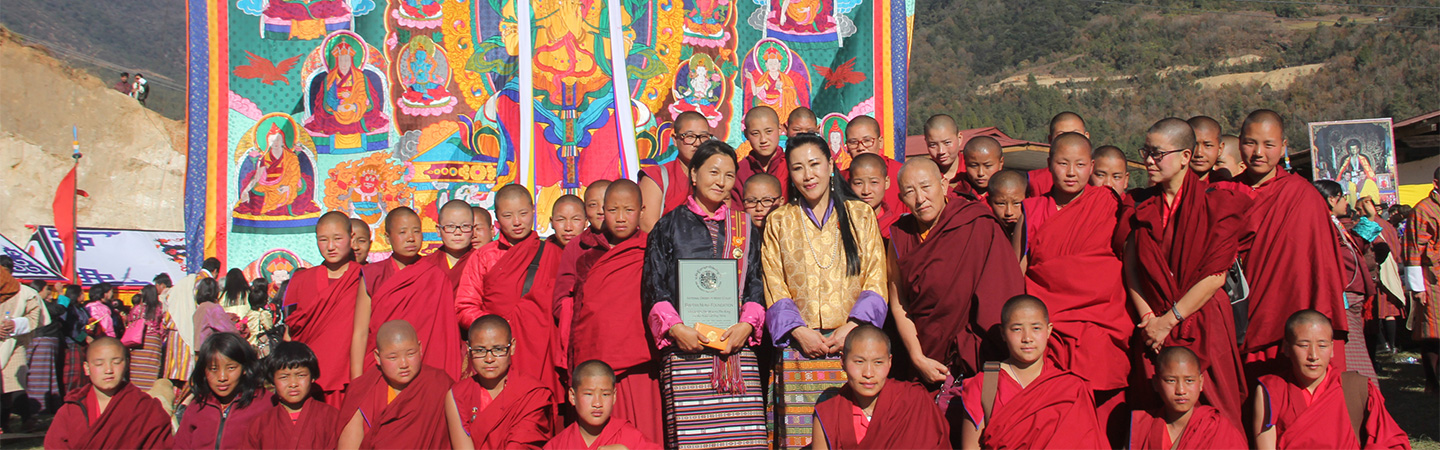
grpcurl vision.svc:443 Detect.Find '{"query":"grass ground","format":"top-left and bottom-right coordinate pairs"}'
top-left (3, 354), bottom-right (1437, 449)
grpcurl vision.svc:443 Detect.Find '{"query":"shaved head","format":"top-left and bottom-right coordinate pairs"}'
top-left (607, 179), bottom-right (641, 203)
top-left (1241, 109), bottom-right (1285, 131)
top-left (604, 179), bottom-right (642, 240)
top-left (350, 218), bottom-right (370, 235)
top-left (675, 111), bottom-right (709, 129)
top-left (496, 184), bottom-right (535, 208)
top-left (897, 156), bottom-right (943, 184)
top-left (924, 114), bottom-right (957, 134)
top-left (1050, 132), bottom-right (1093, 159)
top-left (963, 136), bottom-right (1002, 159)
top-left (744, 173), bottom-right (781, 192)
top-left (1094, 145), bottom-right (1126, 162)
top-left (383, 206), bottom-right (419, 230)
top-left (1001, 295), bottom-right (1050, 325)
top-left (554, 194), bottom-right (583, 210)
top-left (1187, 116), bottom-right (1220, 135)
top-left (1049, 112), bottom-right (1087, 142)
top-left (744, 106), bottom-right (779, 128)
top-left (1284, 309), bottom-right (1333, 343)
top-left (787, 107), bottom-right (817, 127)
top-left (468, 313), bottom-right (513, 341)
top-left (849, 152), bottom-right (889, 174)
top-left (317, 211), bottom-right (351, 233)
top-left (472, 206), bottom-right (492, 225)
top-left (375, 320), bottom-right (419, 351)
top-left (584, 180), bottom-right (611, 231)
top-left (1148, 117), bottom-right (1197, 152)
top-left (1155, 346), bottom-right (1201, 373)
top-left (88, 336), bottom-right (127, 360)
top-left (571, 359), bottom-right (617, 388)
top-left (989, 169), bottom-right (1027, 194)
top-left (440, 199), bottom-right (472, 217)
top-left (846, 115), bottom-right (879, 136)
top-left (842, 324), bottom-right (892, 354)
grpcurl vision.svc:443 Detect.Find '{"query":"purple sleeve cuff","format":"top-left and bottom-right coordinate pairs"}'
top-left (848, 290), bottom-right (887, 328)
top-left (740, 302), bottom-right (766, 346)
top-left (766, 298), bottom-right (807, 348)
top-left (648, 302), bottom-right (684, 350)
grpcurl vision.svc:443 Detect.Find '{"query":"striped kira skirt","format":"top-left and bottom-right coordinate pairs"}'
top-left (661, 350), bottom-right (769, 449)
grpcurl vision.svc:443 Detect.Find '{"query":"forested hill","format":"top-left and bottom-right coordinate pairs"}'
top-left (907, 0), bottom-right (1440, 155)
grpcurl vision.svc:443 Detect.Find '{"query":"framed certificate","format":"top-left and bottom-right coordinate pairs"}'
top-left (677, 259), bottom-right (739, 329)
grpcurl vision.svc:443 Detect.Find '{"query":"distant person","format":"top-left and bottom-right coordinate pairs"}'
top-left (114, 72), bottom-right (132, 95)
top-left (1, 256), bottom-right (45, 433)
top-left (131, 73), bottom-right (150, 106)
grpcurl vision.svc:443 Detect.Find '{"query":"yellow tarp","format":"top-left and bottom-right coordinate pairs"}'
top-left (1400, 184), bottom-right (1433, 207)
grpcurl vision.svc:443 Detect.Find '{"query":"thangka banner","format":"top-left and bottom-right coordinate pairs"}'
top-left (24, 227), bottom-right (187, 287)
top-left (185, 0), bottom-right (913, 271)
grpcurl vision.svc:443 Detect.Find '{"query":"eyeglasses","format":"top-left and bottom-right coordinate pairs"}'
top-left (1139, 146), bottom-right (1188, 162)
top-left (845, 137), bottom-right (877, 149)
top-left (468, 344), bottom-right (512, 358)
top-left (675, 133), bottom-right (714, 145)
top-left (440, 223), bottom-right (476, 233)
top-left (742, 196), bottom-right (781, 208)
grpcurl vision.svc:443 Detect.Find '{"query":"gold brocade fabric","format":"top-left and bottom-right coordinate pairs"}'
top-left (761, 199), bottom-right (887, 330)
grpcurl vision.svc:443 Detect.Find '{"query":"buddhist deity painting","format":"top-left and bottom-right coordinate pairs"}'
top-left (232, 113), bottom-right (324, 234)
top-left (821, 113), bottom-right (849, 167)
top-left (238, 0), bottom-right (376, 40)
top-left (682, 0), bottom-right (734, 48)
top-left (396, 35), bottom-right (457, 117)
top-left (742, 38), bottom-right (810, 124)
top-left (668, 53), bottom-right (728, 129)
top-left (323, 152), bottom-right (417, 226)
top-left (302, 30), bottom-right (391, 153)
top-left (765, 0), bottom-right (836, 42)
top-left (395, 0), bottom-right (443, 28)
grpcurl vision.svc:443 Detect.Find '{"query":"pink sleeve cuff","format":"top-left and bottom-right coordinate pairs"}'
top-left (649, 302), bottom-right (683, 350)
top-left (740, 302), bottom-right (765, 346)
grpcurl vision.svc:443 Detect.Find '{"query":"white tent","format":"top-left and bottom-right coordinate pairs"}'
top-left (24, 226), bottom-right (187, 286)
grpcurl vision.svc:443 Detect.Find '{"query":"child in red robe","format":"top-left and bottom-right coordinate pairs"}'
top-left (472, 206), bottom-right (495, 248)
top-left (446, 314), bottom-right (555, 449)
top-left (244, 341), bottom-right (341, 450)
top-left (427, 199), bottom-right (477, 290)
top-left (339, 320), bottom-right (454, 450)
top-left (812, 325), bottom-right (949, 449)
top-left (842, 115), bottom-right (902, 212)
top-left (958, 295), bottom-right (1106, 450)
top-left (543, 360), bottom-right (661, 450)
top-left (1022, 133), bottom-right (1132, 444)
top-left (734, 106), bottom-right (788, 205)
top-left (987, 170), bottom-right (1028, 267)
top-left (1129, 347), bottom-right (1248, 450)
top-left (351, 207), bottom-right (463, 380)
top-left (350, 218), bottom-right (373, 264)
top-left (45, 338), bottom-right (174, 449)
top-left (567, 180), bottom-right (662, 443)
top-left (641, 111), bottom-right (711, 231)
top-left (554, 180), bottom-right (612, 380)
top-left (848, 153), bottom-right (900, 239)
top-left (286, 211), bottom-right (362, 406)
top-left (1250, 310), bottom-right (1410, 450)
top-left (958, 135), bottom-right (1005, 200)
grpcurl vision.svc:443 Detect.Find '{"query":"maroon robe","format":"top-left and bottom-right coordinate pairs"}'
top-left (569, 231), bottom-right (662, 443)
top-left (960, 362), bottom-right (1106, 450)
top-left (641, 160), bottom-right (691, 217)
top-left (363, 257), bottom-right (464, 380)
top-left (1128, 172), bottom-right (1250, 424)
top-left (1026, 167), bottom-right (1054, 197)
top-left (1022, 185), bottom-right (1131, 391)
top-left (478, 237), bottom-right (564, 398)
top-left (734, 150), bottom-right (789, 205)
top-left (815, 381), bottom-right (950, 449)
top-left (891, 195), bottom-right (1025, 376)
top-left (1257, 370), bottom-right (1411, 450)
top-left (1128, 405), bottom-right (1248, 450)
top-left (552, 228), bottom-right (596, 381)
top-left (340, 365), bottom-right (454, 450)
top-left (242, 396), bottom-right (342, 450)
top-left (45, 383), bottom-right (174, 450)
top-left (425, 249), bottom-right (472, 292)
top-left (452, 374), bottom-right (555, 449)
top-left (1214, 169), bottom-right (1347, 375)
top-left (542, 420), bottom-right (661, 450)
top-left (286, 262), bottom-right (361, 406)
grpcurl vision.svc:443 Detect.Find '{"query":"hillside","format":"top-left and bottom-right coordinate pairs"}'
top-left (907, 0), bottom-right (1440, 160)
top-left (0, 29), bottom-right (186, 242)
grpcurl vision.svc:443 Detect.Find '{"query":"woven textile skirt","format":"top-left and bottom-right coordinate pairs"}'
top-left (1345, 294), bottom-right (1378, 379)
top-left (162, 330), bottom-right (193, 382)
top-left (24, 336), bottom-right (62, 403)
top-left (775, 348), bottom-right (846, 450)
top-left (63, 341), bottom-right (87, 392)
top-left (130, 333), bottom-right (166, 391)
top-left (660, 350), bottom-right (768, 450)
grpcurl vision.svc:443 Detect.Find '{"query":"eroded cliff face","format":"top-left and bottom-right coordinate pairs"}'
top-left (0, 29), bottom-right (186, 241)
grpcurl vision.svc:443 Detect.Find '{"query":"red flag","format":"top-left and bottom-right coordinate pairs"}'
top-left (53, 166), bottom-right (76, 282)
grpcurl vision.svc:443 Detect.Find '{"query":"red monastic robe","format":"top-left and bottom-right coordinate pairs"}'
top-left (475, 237), bottom-right (564, 397)
top-left (552, 228), bottom-right (596, 380)
top-left (286, 262), bottom-right (361, 406)
top-left (542, 420), bottom-right (661, 450)
top-left (45, 383), bottom-right (174, 450)
top-left (959, 362), bottom-right (1107, 450)
top-left (1257, 370), bottom-right (1411, 450)
top-left (1026, 167), bottom-right (1054, 197)
top-left (363, 257), bottom-right (464, 380)
top-left (814, 381), bottom-right (950, 449)
top-left (340, 365), bottom-right (455, 450)
top-left (641, 160), bottom-right (691, 217)
top-left (242, 396), bottom-right (342, 450)
top-left (1128, 405), bottom-right (1248, 450)
top-left (569, 231), bottom-right (662, 443)
top-left (891, 195), bottom-right (1025, 376)
top-left (424, 248), bottom-right (471, 292)
top-left (452, 374), bottom-right (555, 449)
top-left (1214, 169), bottom-right (1347, 375)
top-left (874, 202), bottom-right (902, 240)
top-left (1128, 172), bottom-right (1251, 424)
top-left (1022, 185), bottom-right (1131, 391)
top-left (734, 150), bottom-right (789, 205)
